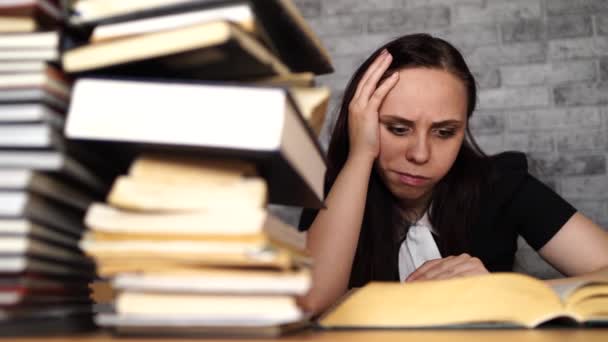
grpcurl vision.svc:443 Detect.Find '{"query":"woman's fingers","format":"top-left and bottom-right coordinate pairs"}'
top-left (367, 71), bottom-right (399, 110)
top-left (353, 49), bottom-right (389, 100)
top-left (357, 52), bottom-right (393, 102)
top-left (417, 254), bottom-right (475, 280)
top-left (406, 254), bottom-right (489, 282)
top-left (406, 257), bottom-right (453, 282)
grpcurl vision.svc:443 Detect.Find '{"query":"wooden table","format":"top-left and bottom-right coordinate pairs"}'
top-left (4, 329), bottom-right (608, 342)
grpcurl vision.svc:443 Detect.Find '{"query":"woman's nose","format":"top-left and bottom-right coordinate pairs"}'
top-left (405, 134), bottom-right (430, 164)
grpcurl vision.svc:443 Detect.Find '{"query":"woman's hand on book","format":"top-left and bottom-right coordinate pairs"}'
top-left (348, 49), bottom-right (399, 163)
top-left (405, 253), bottom-right (489, 282)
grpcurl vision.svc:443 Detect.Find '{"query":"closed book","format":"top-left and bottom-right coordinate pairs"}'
top-left (0, 285), bottom-right (91, 306)
top-left (107, 176), bottom-right (267, 212)
top-left (0, 85), bottom-right (67, 111)
top-left (89, 3), bottom-right (258, 43)
top-left (0, 256), bottom-right (93, 277)
top-left (0, 236), bottom-right (88, 263)
top-left (0, 31), bottom-right (59, 49)
top-left (0, 65), bottom-right (70, 98)
top-left (0, 61), bottom-right (53, 73)
top-left (89, 247), bottom-right (308, 276)
top-left (0, 48), bottom-right (58, 61)
top-left (62, 20), bottom-right (289, 80)
top-left (85, 203), bottom-right (306, 251)
top-left (67, 0), bottom-right (332, 74)
top-left (0, 170), bottom-right (95, 211)
top-left (288, 86), bottom-right (330, 136)
top-left (0, 219), bottom-right (79, 251)
top-left (0, 150), bottom-right (108, 195)
top-left (0, 17), bottom-right (37, 33)
top-left (66, 78), bottom-right (326, 208)
top-left (0, 123), bottom-right (63, 149)
top-left (0, 192), bottom-right (84, 238)
top-left (0, 104), bottom-right (64, 127)
top-left (0, 0), bottom-right (62, 24)
top-left (112, 269), bottom-right (310, 295)
top-left (115, 292), bottom-right (302, 322)
top-left (96, 313), bottom-right (310, 338)
top-left (319, 273), bottom-right (608, 329)
top-left (80, 234), bottom-right (307, 264)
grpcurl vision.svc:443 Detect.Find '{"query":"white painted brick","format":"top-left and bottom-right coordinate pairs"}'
top-left (473, 134), bottom-right (504, 155)
top-left (500, 61), bottom-right (596, 86)
top-left (503, 132), bottom-right (554, 153)
top-left (322, 0), bottom-right (405, 15)
top-left (478, 87), bottom-right (550, 109)
top-left (431, 23), bottom-right (499, 49)
top-left (561, 175), bottom-right (608, 199)
top-left (466, 42), bottom-right (545, 67)
top-left (506, 107), bottom-right (602, 131)
top-left (555, 129), bottom-right (608, 152)
top-left (453, 0), bottom-right (541, 25)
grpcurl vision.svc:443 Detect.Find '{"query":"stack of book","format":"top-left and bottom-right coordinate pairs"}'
top-left (0, 0), bottom-right (107, 335)
top-left (60, 0), bottom-right (333, 337)
top-left (81, 154), bottom-right (313, 336)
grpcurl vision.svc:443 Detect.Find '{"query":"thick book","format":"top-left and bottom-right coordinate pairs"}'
top-left (0, 83), bottom-right (68, 111)
top-left (88, 3), bottom-right (258, 43)
top-left (0, 17), bottom-right (37, 33)
top-left (0, 256), bottom-right (93, 277)
top-left (0, 103), bottom-right (64, 127)
top-left (85, 203), bottom-right (306, 251)
top-left (319, 273), bottom-right (608, 329)
top-left (66, 0), bottom-right (333, 74)
top-left (0, 123), bottom-right (64, 149)
top-left (0, 219), bottom-right (79, 252)
top-left (112, 268), bottom-right (310, 295)
top-left (97, 313), bottom-right (310, 338)
top-left (0, 0), bottom-right (62, 24)
top-left (0, 61), bottom-right (54, 73)
top-left (0, 150), bottom-right (108, 195)
top-left (0, 170), bottom-right (95, 211)
top-left (0, 65), bottom-right (70, 98)
top-left (0, 31), bottom-right (59, 49)
top-left (0, 236), bottom-right (90, 267)
top-left (79, 234), bottom-right (308, 268)
top-left (289, 86), bottom-right (330, 136)
top-left (62, 20), bottom-right (290, 80)
top-left (65, 78), bottom-right (326, 208)
top-left (0, 192), bottom-right (85, 238)
top-left (115, 292), bottom-right (302, 321)
top-left (0, 48), bottom-right (58, 61)
top-left (106, 176), bottom-right (267, 211)
top-left (0, 285), bottom-right (91, 306)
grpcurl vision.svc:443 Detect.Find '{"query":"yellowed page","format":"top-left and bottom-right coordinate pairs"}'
top-left (320, 273), bottom-right (566, 328)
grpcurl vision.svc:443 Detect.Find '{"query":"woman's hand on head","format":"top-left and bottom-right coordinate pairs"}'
top-left (405, 253), bottom-right (489, 282)
top-left (348, 49), bottom-right (400, 162)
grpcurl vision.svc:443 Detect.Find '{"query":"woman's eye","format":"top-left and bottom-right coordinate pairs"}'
top-left (388, 125), bottom-right (409, 136)
top-left (434, 128), bottom-right (456, 138)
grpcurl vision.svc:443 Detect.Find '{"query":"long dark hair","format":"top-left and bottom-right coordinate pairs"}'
top-left (325, 33), bottom-right (491, 287)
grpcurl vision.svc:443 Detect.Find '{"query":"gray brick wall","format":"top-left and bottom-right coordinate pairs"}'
top-left (283, 0), bottom-right (608, 278)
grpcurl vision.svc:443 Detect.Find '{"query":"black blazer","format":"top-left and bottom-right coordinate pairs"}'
top-left (298, 151), bottom-right (576, 280)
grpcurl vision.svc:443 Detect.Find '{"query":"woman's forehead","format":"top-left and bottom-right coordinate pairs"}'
top-left (379, 67), bottom-right (468, 121)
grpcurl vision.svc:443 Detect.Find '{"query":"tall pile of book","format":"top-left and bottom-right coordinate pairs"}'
top-left (0, 0), bottom-right (109, 334)
top-left (61, 0), bottom-right (333, 337)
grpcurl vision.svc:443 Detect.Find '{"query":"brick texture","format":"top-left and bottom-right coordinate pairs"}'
top-left (289, 0), bottom-right (608, 278)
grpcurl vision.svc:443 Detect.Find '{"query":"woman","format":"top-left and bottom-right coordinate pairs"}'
top-left (298, 34), bottom-right (608, 315)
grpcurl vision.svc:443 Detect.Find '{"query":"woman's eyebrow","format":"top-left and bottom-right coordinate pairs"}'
top-left (379, 115), bottom-right (413, 124)
top-left (379, 115), bottom-right (463, 127)
top-left (430, 120), bottom-right (463, 128)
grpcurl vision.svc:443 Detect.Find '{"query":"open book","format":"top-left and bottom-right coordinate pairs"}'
top-left (319, 273), bottom-right (608, 329)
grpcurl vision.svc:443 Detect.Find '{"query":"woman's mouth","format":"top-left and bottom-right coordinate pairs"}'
top-left (395, 171), bottom-right (430, 187)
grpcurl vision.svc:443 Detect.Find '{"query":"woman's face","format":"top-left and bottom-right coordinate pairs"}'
top-left (375, 67), bottom-right (468, 211)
